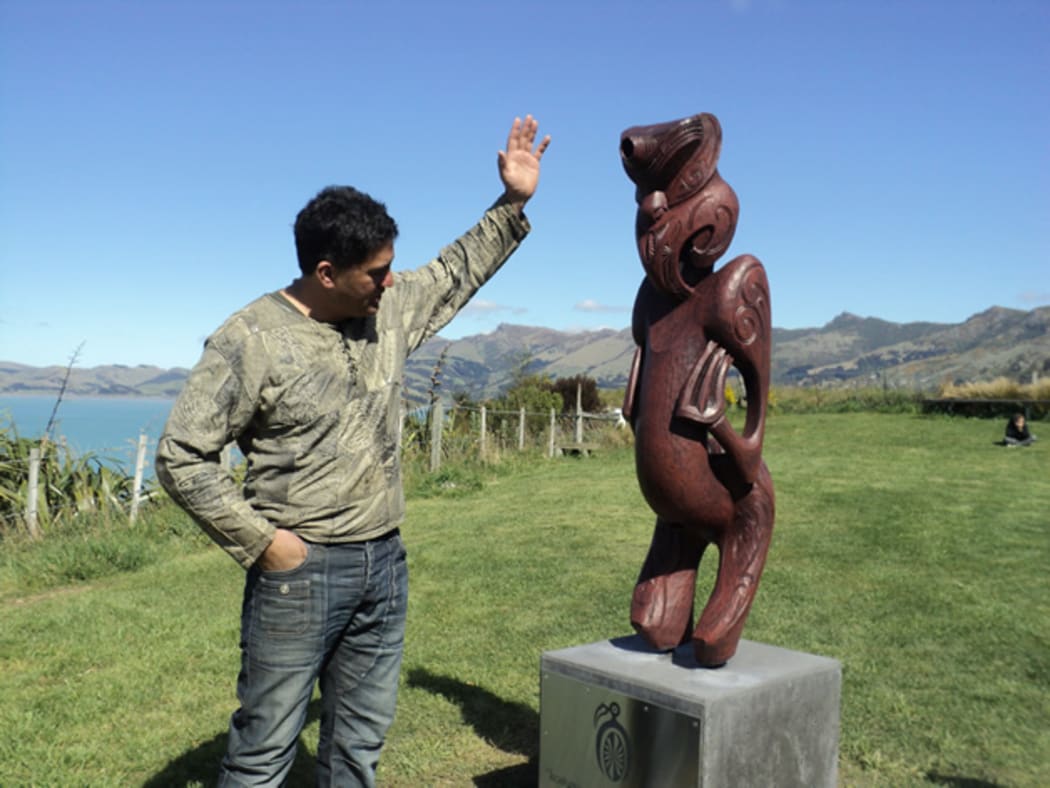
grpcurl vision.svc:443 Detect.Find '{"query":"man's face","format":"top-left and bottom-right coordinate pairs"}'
top-left (326, 243), bottom-right (395, 319)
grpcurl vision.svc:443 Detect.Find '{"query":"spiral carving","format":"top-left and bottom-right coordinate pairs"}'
top-left (684, 175), bottom-right (738, 273)
top-left (733, 265), bottom-right (769, 347)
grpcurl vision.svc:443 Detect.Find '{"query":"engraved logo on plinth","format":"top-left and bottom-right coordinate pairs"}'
top-left (593, 702), bottom-right (630, 782)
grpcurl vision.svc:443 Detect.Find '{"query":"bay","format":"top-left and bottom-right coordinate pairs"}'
top-left (0, 395), bottom-right (174, 472)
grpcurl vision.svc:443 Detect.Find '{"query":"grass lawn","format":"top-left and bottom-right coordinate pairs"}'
top-left (1, 413), bottom-right (1047, 786)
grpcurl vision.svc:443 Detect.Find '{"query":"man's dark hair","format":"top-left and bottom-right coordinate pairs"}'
top-left (294, 186), bottom-right (399, 274)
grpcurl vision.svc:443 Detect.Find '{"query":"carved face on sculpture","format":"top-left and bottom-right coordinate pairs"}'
top-left (621, 113), bottom-right (739, 300)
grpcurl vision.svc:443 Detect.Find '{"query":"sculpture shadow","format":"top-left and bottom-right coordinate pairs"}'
top-left (925, 774), bottom-right (1005, 788)
top-left (142, 698), bottom-right (321, 787)
top-left (406, 668), bottom-right (539, 787)
top-left (610, 633), bottom-right (708, 670)
top-left (609, 633), bottom-right (653, 653)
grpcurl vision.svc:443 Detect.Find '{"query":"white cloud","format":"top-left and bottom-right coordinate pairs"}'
top-left (461, 299), bottom-right (527, 316)
top-left (1018, 290), bottom-right (1050, 305)
top-left (574, 299), bottom-right (630, 314)
top-left (563, 324), bottom-right (618, 334)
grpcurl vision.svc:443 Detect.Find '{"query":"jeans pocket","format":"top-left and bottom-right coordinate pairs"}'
top-left (253, 575), bottom-right (311, 637)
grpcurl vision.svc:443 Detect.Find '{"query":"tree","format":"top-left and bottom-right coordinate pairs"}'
top-left (483, 366), bottom-right (562, 445)
top-left (552, 375), bottom-right (602, 413)
top-left (495, 372), bottom-right (562, 415)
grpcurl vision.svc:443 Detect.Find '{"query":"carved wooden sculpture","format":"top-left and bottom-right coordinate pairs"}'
top-left (621, 113), bottom-right (775, 667)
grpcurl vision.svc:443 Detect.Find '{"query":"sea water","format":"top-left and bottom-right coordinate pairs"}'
top-left (0, 395), bottom-right (174, 472)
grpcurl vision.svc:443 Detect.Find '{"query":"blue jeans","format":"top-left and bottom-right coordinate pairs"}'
top-left (218, 530), bottom-right (408, 787)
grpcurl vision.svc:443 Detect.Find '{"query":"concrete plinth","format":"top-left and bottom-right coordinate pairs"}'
top-left (539, 636), bottom-right (841, 787)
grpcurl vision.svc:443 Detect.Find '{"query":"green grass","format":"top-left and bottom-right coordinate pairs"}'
top-left (1, 413), bottom-right (1047, 786)
top-left (0, 502), bottom-right (210, 599)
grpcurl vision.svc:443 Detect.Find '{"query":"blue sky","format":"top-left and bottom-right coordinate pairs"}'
top-left (1, 0), bottom-right (1047, 370)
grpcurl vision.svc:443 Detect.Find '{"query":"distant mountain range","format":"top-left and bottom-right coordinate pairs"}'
top-left (2, 305), bottom-right (1047, 403)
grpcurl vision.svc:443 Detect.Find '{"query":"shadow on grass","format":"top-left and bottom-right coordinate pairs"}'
top-left (143, 699), bottom-right (321, 787)
top-left (406, 667), bottom-right (539, 787)
top-left (925, 774), bottom-right (1005, 788)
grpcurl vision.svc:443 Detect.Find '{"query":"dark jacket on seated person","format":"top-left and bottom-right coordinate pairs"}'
top-left (1005, 415), bottom-right (1035, 446)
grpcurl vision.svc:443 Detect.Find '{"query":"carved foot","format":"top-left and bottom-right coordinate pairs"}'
top-left (631, 519), bottom-right (706, 651)
top-left (692, 465), bottom-right (775, 667)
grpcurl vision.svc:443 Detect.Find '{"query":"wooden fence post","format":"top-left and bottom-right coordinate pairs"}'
top-left (429, 400), bottom-right (443, 473)
top-left (129, 432), bottom-right (148, 523)
top-left (575, 383), bottom-right (584, 444)
top-left (26, 447), bottom-right (41, 539)
top-left (548, 408), bottom-right (556, 458)
top-left (518, 407), bottom-right (526, 451)
top-left (479, 405), bottom-right (487, 461)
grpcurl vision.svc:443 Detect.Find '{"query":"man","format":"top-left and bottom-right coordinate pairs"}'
top-left (156, 116), bottom-right (550, 786)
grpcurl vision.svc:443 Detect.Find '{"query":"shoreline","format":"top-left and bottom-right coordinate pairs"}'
top-left (0, 392), bottom-right (177, 402)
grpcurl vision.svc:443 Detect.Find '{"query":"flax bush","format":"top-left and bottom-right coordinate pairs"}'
top-left (0, 417), bottom-right (142, 538)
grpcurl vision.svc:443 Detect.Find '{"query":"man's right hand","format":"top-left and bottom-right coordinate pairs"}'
top-left (256, 528), bottom-right (308, 572)
top-left (497, 115), bottom-right (550, 212)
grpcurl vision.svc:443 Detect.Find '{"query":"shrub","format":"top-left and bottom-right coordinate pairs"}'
top-left (937, 376), bottom-right (1050, 400)
top-left (768, 386), bottom-right (923, 415)
top-left (931, 377), bottom-right (1049, 419)
top-left (0, 417), bottom-right (145, 538)
top-left (551, 375), bottom-right (602, 413)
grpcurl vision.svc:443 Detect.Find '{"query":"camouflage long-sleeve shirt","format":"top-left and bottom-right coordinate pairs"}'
top-left (156, 201), bottom-right (529, 568)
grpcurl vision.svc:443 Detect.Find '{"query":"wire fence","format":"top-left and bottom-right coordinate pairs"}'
top-left (407, 402), bottom-right (627, 472)
top-left (3, 399), bottom-right (626, 538)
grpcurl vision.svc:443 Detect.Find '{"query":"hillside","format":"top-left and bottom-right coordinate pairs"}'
top-left (404, 325), bottom-right (637, 401)
top-left (776, 306), bottom-right (1050, 387)
top-left (405, 305), bottom-right (1049, 400)
top-left (0, 361), bottom-right (189, 399)
top-left (2, 305), bottom-right (1047, 403)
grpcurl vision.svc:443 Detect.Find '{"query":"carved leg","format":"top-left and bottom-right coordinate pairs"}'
top-left (692, 463), bottom-right (775, 667)
top-left (631, 518), bottom-right (708, 651)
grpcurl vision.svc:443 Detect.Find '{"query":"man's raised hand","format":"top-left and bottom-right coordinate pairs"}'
top-left (498, 115), bottom-right (551, 211)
